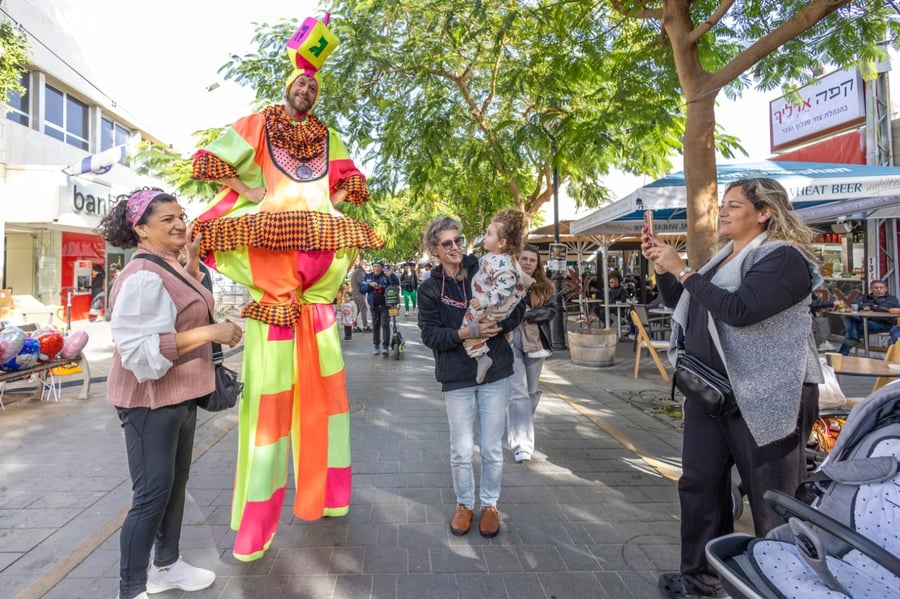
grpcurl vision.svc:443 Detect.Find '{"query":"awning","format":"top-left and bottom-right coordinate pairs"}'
top-left (572, 161), bottom-right (900, 235)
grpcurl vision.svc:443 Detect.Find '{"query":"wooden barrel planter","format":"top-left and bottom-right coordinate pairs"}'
top-left (566, 328), bottom-right (617, 367)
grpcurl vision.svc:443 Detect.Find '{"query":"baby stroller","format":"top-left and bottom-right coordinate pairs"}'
top-left (706, 382), bottom-right (900, 598)
top-left (384, 284), bottom-right (404, 360)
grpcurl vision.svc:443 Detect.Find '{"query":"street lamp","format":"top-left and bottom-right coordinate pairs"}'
top-left (548, 137), bottom-right (567, 350)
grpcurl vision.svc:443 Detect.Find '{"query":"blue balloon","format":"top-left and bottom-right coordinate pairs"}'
top-left (1, 337), bottom-right (40, 371)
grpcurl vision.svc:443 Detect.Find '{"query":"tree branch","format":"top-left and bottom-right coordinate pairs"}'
top-left (609, 0), bottom-right (662, 19)
top-left (707, 0), bottom-right (850, 92)
top-left (688, 0), bottom-right (735, 44)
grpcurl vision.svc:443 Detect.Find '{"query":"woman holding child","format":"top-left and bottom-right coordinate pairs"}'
top-left (417, 213), bottom-right (526, 539)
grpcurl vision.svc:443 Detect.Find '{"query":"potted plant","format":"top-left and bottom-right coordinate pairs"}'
top-left (562, 268), bottom-right (617, 367)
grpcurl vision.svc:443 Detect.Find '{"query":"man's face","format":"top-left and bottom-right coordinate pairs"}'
top-left (372, 263), bottom-right (383, 275)
top-left (286, 75), bottom-right (318, 116)
top-left (871, 282), bottom-right (888, 297)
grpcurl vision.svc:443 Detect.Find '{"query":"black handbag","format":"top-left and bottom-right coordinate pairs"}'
top-left (196, 363), bottom-right (242, 411)
top-left (134, 254), bottom-right (243, 411)
top-left (672, 352), bottom-right (738, 419)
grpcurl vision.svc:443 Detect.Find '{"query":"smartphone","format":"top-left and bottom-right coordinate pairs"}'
top-left (643, 210), bottom-right (655, 237)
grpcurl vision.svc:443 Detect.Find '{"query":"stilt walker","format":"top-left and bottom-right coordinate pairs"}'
top-left (190, 14), bottom-right (382, 561)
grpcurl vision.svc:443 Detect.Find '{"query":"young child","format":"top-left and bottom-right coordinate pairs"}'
top-left (465, 208), bottom-right (533, 383)
top-left (340, 291), bottom-right (356, 341)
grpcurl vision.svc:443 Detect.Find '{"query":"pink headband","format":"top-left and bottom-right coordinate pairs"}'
top-left (125, 190), bottom-right (162, 226)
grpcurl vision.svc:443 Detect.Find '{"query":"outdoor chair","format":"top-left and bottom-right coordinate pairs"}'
top-left (631, 304), bottom-right (670, 340)
top-left (630, 309), bottom-right (671, 383)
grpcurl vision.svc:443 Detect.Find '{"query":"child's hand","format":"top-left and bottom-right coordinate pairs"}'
top-left (469, 298), bottom-right (482, 310)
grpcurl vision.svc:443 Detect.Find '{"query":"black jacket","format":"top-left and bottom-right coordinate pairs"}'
top-left (418, 255), bottom-right (525, 391)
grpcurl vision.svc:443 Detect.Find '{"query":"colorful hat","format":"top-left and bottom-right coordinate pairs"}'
top-left (285, 14), bottom-right (340, 99)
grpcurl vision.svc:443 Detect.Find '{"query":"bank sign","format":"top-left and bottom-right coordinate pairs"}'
top-left (56, 182), bottom-right (123, 228)
top-left (769, 68), bottom-right (865, 152)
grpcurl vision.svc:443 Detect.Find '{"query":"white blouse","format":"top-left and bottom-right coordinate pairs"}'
top-left (110, 270), bottom-right (177, 382)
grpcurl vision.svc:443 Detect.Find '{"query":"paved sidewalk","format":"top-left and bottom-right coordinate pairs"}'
top-left (0, 317), bottom-right (767, 598)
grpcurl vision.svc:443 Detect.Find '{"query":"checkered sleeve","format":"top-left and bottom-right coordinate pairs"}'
top-left (192, 150), bottom-right (238, 181)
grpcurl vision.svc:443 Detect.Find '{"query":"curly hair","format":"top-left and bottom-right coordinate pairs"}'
top-left (722, 178), bottom-right (818, 263)
top-left (491, 208), bottom-right (526, 256)
top-left (97, 187), bottom-right (177, 249)
top-left (521, 244), bottom-right (554, 308)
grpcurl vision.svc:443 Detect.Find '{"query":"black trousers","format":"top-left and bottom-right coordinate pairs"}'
top-left (371, 304), bottom-right (390, 349)
top-left (678, 383), bottom-right (819, 591)
top-left (116, 401), bottom-right (197, 599)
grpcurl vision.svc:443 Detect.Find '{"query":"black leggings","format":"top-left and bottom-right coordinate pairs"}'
top-left (116, 402), bottom-right (197, 599)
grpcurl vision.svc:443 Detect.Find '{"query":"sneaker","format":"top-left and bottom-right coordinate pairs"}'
top-left (479, 506), bottom-right (500, 538)
top-left (372, 346), bottom-right (381, 354)
top-left (526, 349), bottom-right (551, 359)
top-left (146, 557), bottom-right (215, 593)
top-left (382, 348), bottom-right (389, 356)
top-left (817, 341), bottom-right (836, 351)
top-left (364, 327), bottom-right (372, 332)
top-left (353, 327), bottom-right (362, 333)
top-left (514, 452), bottom-right (531, 463)
top-left (450, 504), bottom-right (473, 535)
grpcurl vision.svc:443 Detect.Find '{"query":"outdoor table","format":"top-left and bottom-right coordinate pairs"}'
top-left (825, 354), bottom-right (900, 379)
top-left (827, 309), bottom-right (895, 358)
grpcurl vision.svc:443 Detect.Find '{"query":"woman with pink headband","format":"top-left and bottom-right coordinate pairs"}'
top-left (99, 188), bottom-right (243, 599)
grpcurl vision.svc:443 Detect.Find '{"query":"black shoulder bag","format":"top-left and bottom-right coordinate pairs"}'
top-left (134, 254), bottom-right (243, 411)
top-left (671, 326), bottom-right (738, 419)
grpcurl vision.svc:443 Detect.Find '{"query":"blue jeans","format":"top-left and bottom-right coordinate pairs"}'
top-left (839, 316), bottom-right (892, 355)
top-left (507, 330), bottom-right (545, 459)
top-left (892, 326), bottom-right (900, 345)
top-left (444, 377), bottom-right (510, 508)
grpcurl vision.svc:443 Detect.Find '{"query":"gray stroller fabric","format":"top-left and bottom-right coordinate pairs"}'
top-left (748, 433), bottom-right (900, 597)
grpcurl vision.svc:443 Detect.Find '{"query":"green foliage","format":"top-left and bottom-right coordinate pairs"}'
top-left (216, 2), bottom-right (710, 234)
top-left (0, 21), bottom-right (29, 104)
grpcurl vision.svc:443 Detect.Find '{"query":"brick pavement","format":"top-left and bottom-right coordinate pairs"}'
top-left (1, 315), bottom-right (831, 599)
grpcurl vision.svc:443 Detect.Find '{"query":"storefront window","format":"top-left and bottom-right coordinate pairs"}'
top-left (100, 117), bottom-right (130, 151)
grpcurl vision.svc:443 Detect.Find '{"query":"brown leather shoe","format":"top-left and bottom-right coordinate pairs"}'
top-left (450, 504), bottom-right (473, 536)
top-left (479, 506), bottom-right (500, 538)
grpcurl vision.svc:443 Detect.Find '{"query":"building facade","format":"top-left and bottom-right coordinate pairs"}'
top-left (1, 0), bottom-right (169, 322)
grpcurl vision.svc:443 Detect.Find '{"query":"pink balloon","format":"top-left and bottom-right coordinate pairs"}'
top-left (60, 330), bottom-right (89, 359)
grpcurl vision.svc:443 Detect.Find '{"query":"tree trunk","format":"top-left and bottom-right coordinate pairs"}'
top-left (682, 92), bottom-right (720, 266)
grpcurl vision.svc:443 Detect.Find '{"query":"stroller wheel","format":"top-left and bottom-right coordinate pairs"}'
top-left (731, 483), bottom-right (744, 520)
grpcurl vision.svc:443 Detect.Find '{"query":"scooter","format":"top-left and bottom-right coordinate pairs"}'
top-left (384, 284), bottom-right (404, 360)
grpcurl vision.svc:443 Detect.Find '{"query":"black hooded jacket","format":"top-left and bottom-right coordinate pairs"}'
top-left (417, 254), bottom-right (526, 392)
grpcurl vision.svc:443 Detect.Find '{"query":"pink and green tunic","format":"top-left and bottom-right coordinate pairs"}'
top-left (192, 105), bottom-right (381, 561)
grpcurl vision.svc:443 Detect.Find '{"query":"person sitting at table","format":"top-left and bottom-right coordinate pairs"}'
top-left (837, 279), bottom-right (900, 355)
top-left (594, 274), bottom-right (633, 334)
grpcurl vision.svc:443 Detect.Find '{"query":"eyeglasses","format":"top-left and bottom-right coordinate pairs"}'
top-left (439, 236), bottom-right (465, 250)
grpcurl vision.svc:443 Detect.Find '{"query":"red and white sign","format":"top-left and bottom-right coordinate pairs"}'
top-left (769, 68), bottom-right (865, 152)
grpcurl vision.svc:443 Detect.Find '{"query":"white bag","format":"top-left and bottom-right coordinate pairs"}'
top-left (817, 356), bottom-right (847, 409)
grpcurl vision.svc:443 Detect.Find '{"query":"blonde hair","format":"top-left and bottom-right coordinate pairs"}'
top-left (723, 178), bottom-right (818, 262)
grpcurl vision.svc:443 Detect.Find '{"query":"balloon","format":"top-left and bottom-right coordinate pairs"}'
top-left (0, 326), bottom-right (26, 362)
top-left (33, 329), bottom-right (65, 362)
top-left (60, 330), bottom-right (89, 359)
top-left (1, 337), bottom-right (39, 371)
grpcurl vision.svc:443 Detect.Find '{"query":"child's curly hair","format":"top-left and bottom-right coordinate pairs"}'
top-left (492, 208), bottom-right (527, 256)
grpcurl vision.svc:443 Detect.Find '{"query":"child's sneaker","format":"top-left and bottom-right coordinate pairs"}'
top-left (526, 349), bottom-right (551, 359)
top-left (146, 557), bottom-right (215, 593)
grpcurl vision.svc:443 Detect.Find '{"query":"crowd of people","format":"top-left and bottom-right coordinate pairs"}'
top-left (93, 16), bottom-right (891, 599)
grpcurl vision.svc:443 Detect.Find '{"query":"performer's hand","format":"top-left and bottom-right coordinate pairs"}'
top-left (469, 298), bottom-right (482, 310)
top-left (245, 187), bottom-right (266, 203)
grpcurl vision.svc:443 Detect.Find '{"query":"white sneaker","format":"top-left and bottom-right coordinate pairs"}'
top-left (818, 341), bottom-right (836, 351)
top-left (146, 557), bottom-right (215, 593)
top-left (527, 349), bottom-right (552, 359)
